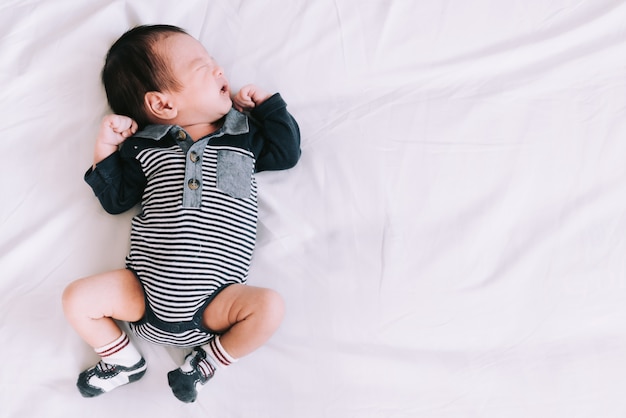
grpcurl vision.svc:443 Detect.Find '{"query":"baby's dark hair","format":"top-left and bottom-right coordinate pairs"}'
top-left (102, 24), bottom-right (187, 127)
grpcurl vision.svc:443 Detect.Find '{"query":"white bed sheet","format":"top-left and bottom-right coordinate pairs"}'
top-left (2, 0), bottom-right (626, 417)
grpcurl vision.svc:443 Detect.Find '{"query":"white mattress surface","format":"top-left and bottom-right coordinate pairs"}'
top-left (2, 1), bottom-right (626, 417)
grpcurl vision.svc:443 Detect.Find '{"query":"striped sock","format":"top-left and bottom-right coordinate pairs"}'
top-left (202, 336), bottom-right (237, 369)
top-left (96, 331), bottom-right (142, 367)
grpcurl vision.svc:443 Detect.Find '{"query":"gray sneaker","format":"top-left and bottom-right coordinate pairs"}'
top-left (77, 358), bottom-right (147, 397)
top-left (167, 347), bottom-right (216, 403)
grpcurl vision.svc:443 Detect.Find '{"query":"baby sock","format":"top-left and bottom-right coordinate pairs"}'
top-left (76, 331), bottom-right (147, 398)
top-left (204, 336), bottom-right (238, 369)
top-left (96, 331), bottom-right (143, 367)
top-left (167, 336), bottom-right (237, 403)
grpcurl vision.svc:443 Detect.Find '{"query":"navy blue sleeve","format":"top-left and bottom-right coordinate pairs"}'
top-left (249, 93), bottom-right (301, 172)
top-left (84, 150), bottom-right (146, 214)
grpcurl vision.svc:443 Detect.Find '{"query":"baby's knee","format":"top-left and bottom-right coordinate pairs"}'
top-left (257, 288), bottom-right (285, 324)
top-left (61, 278), bottom-right (87, 313)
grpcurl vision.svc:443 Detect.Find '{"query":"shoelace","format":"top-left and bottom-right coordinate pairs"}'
top-left (96, 361), bottom-right (116, 373)
top-left (189, 351), bottom-right (215, 380)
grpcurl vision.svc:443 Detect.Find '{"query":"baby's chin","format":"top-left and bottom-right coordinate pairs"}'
top-left (215, 101), bottom-right (233, 120)
top-left (220, 93), bottom-right (233, 108)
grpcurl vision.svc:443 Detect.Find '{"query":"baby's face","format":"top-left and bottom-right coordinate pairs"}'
top-left (159, 33), bottom-right (233, 125)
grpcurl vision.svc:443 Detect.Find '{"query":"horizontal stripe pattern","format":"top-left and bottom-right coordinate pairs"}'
top-left (129, 322), bottom-right (213, 347)
top-left (127, 142), bottom-right (257, 347)
top-left (96, 332), bottom-right (130, 358)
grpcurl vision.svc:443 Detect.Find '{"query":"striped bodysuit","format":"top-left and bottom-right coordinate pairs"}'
top-left (84, 94), bottom-right (300, 348)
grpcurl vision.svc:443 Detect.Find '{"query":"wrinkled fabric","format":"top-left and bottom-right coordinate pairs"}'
top-left (2, 1), bottom-right (626, 417)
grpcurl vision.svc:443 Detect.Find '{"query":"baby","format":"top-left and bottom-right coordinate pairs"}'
top-left (62, 24), bottom-right (300, 403)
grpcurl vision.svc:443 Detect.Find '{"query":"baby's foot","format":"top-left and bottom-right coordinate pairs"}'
top-left (167, 347), bottom-right (215, 403)
top-left (77, 358), bottom-right (147, 397)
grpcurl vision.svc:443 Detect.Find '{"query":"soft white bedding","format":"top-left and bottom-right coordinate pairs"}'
top-left (2, 0), bottom-right (626, 417)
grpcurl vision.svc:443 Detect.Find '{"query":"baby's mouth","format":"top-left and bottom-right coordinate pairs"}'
top-left (220, 83), bottom-right (229, 95)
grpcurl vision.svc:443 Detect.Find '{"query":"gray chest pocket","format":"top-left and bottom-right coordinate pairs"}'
top-left (216, 150), bottom-right (254, 199)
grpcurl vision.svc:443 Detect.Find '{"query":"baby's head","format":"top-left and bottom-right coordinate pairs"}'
top-left (102, 24), bottom-right (232, 129)
top-left (102, 25), bottom-right (185, 127)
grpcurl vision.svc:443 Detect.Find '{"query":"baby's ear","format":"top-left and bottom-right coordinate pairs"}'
top-left (144, 91), bottom-right (177, 121)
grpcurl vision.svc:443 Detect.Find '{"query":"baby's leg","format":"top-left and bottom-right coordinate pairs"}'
top-left (202, 284), bottom-right (285, 358)
top-left (168, 284), bottom-right (284, 402)
top-left (62, 269), bottom-right (147, 397)
top-left (62, 269), bottom-right (145, 347)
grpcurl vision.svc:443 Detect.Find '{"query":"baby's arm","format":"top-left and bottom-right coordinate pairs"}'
top-left (232, 85), bottom-right (271, 113)
top-left (93, 115), bottom-right (138, 167)
top-left (248, 93), bottom-right (301, 172)
top-left (85, 114), bottom-right (145, 214)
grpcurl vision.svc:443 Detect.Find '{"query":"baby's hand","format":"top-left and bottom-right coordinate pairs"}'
top-left (233, 85), bottom-right (271, 112)
top-left (93, 114), bottom-right (138, 166)
top-left (98, 114), bottom-right (138, 146)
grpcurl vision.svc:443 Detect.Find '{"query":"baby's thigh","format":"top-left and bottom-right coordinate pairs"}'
top-left (63, 269), bottom-right (145, 322)
top-left (201, 284), bottom-right (283, 333)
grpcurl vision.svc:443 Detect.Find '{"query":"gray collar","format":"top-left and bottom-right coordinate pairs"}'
top-left (133, 108), bottom-right (249, 141)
